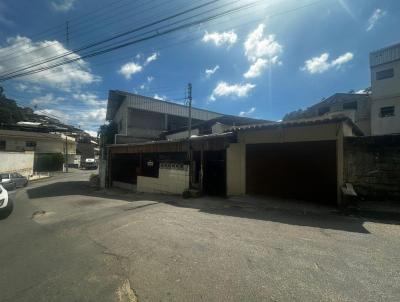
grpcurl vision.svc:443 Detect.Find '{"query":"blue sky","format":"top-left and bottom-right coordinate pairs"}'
top-left (0, 0), bottom-right (399, 136)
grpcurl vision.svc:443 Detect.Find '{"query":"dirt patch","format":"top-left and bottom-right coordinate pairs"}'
top-left (116, 279), bottom-right (138, 302)
top-left (31, 210), bottom-right (46, 219)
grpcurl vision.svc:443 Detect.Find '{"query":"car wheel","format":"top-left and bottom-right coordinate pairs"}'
top-left (7, 199), bottom-right (13, 213)
top-left (0, 199), bottom-right (13, 218)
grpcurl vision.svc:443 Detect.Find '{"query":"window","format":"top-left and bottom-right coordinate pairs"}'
top-left (25, 141), bottom-right (37, 148)
top-left (380, 106), bottom-right (395, 118)
top-left (0, 140), bottom-right (5, 151)
top-left (376, 68), bottom-right (394, 80)
top-left (318, 107), bottom-right (330, 116)
top-left (343, 101), bottom-right (358, 110)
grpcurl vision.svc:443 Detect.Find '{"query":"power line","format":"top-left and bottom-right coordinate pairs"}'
top-left (0, 0), bottom-right (134, 60)
top-left (0, 0), bottom-right (221, 76)
top-left (0, 0), bottom-right (172, 63)
top-left (0, 0), bottom-right (258, 81)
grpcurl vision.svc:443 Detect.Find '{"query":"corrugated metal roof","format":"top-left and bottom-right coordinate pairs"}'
top-left (228, 115), bottom-right (364, 136)
top-left (106, 90), bottom-right (223, 121)
top-left (108, 132), bottom-right (235, 154)
top-left (310, 93), bottom-right (370, 109)
top-left (370, 43), bottom-right (400, 67)
top-left (0, 129), bottom-right (65, 140)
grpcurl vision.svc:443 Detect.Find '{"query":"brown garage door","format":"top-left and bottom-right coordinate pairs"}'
top-left (246, 141), bottom-right (337, 203)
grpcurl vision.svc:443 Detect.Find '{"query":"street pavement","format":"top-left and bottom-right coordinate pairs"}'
top-left (0, 169), bottom-right (399, 302)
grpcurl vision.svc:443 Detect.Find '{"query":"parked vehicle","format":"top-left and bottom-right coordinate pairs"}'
top-left (0, 173), bottom-right (28, 189)
top-left (0, 173), bottom-right (16, 191)
top-left (82, 158), bottom-right (98, 170)
top-left (0, 184), bottom-right (13, 215)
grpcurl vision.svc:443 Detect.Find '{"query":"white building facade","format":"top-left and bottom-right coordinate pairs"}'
top-left (370, 43), bottom-right (400, 135)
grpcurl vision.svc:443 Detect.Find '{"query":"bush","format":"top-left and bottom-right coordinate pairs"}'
top-left (34, 153), bottom-right (64, 172)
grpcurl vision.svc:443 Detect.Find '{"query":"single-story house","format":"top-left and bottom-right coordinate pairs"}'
top-left (105, 116), bottom-right (363, 205)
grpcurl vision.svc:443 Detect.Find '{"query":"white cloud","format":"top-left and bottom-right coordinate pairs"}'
top-left (153, 94), bottom-right (167, 101)
top-left (243, 58), bottom-right (268, 78)
top-left (147, 76), bottom-right (154, 83)
top-left (302, 53), bottom-right (331, 74)
top-left (76, 108), bottom-right (107, 129)
top-left (81, 108), bottom-right (107, 123)
top-left (119, 53), bottom-right (158, 80)
top-left (52, 0), bottom-right (76, 12)
top-left (239, 107), bottom-right (256, 116)
top-left (202, 30), bottom-right (237, 47)
top-left (31, 94), bottom-right (65, 106)
top-left (367, 8), bottom-right (386, 31)
top-left (210, 82), bottom-right (256, 101)
top-left (242, 24), bottom-right (282, 79)
top-left (244, 24), bottom-right (282, 63)
top-left (118, 62), bottom-right (143, 79)
top-left (331, 52), bottom-right (354, 67)
top-left (205, 65), bottom-right (219, 78)
top-left (145, 53), bottom-right (158, 65)
top-left (0, 36), bottom-right (99, 91)
top-left (302, 52), bottom-right (354, 74)
top-left (72, 93), bottom-right (106, 106)
top-left (85, 130), bottom-right (98, 137)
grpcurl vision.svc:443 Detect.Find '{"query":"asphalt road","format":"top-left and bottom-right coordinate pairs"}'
top-left (1, 170), bottom-right (399, 302)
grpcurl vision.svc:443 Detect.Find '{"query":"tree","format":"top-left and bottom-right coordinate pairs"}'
top-left (98, 122), bottom-right (118, 145)
top-left (0, 86), bottom-right (26, 125)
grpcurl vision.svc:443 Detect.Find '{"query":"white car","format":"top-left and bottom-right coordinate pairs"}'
top-left (0, 184), bottom-right (13, 215)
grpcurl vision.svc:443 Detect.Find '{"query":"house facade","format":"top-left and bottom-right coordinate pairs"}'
top-left (107, 90), bottom-right (223, 144)
top-left (284, 42), bottom-right (400, 136)
top-left (105, 116), bottom-right (362, 205)
top-left (0, 129), bottom-right (77, 174)
top-left (370, 43), bottom-right (400, 135)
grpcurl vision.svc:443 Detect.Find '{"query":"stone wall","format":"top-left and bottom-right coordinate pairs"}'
top-left (344, 135), bottom-right (400, 200)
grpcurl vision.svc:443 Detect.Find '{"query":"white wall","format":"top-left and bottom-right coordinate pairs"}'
top-left (0, 134), bottom-right (76, 154)
top-left (137, 165), bottom-right (189, 194)
top-left (0, 151), bottom-right (34, 177)
top-left (371, 96), bottom-right (400, 135)
top-left (371, 60), bottom-right (400, 99)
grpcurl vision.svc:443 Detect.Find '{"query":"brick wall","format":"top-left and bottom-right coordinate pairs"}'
top-left (344, 135), bottom-right (400, 200)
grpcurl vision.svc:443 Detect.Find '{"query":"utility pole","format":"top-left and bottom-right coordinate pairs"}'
top-left (65, 134), bottom-right (68, 172)
top-left (66, 21), bottom-right (70, 48)
top-left (187, 83), bottom-right (192, 139)
top-left (187, 83), bottom-right (192, 189)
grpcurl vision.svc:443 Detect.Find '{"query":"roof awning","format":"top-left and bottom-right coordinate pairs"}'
top-left (108, 132), bottom-right (236, 154)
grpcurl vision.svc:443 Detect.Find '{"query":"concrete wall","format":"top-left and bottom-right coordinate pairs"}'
top-left (238, 123), bottom-right (340, 145)
top-left (0, 135), bottom-right (76, 154)
top-left (371, 96), bottom-right (400, 135)
top-left (0, 151), bottom-right (34, 176)
top-left (137, 165), bottom-right (189, 195)
top-left (114, 99), bottom-right (128, 135)
top-left (371, 60), bottom-right (400, 99)
top-left (344, 135), bottom-right (400, 201)
top-left (226, 143), bottom-right (246, 195)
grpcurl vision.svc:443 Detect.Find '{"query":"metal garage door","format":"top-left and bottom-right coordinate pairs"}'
top-left (246, 141), bottom-right (337, 203)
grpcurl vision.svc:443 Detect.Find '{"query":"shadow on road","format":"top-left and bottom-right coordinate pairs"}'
top-left (26, 180), bottom-right (400, 234)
